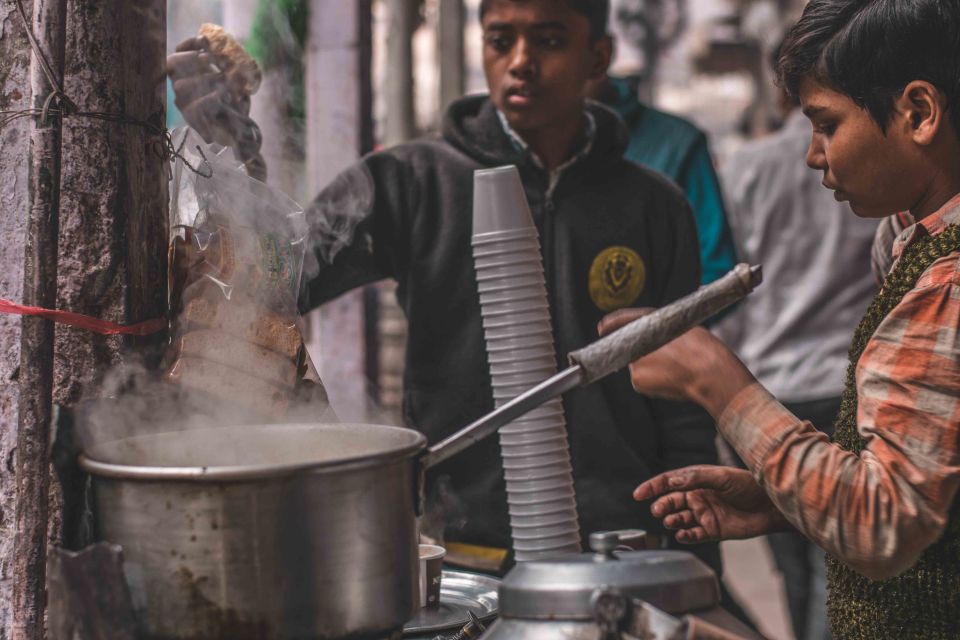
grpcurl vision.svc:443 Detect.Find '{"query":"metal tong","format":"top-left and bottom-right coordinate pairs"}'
top-left (421, 263), bottom-right (762, 469)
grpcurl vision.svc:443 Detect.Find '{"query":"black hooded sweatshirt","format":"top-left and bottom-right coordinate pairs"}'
top-left (303, 95), bottom-right (715, 550)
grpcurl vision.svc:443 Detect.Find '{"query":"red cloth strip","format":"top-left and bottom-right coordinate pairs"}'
top-left (0, 298), bottom-right (166, 336)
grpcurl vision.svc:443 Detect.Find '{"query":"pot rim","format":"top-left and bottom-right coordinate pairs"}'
top-left (78, 423), bottom-right (428, 483)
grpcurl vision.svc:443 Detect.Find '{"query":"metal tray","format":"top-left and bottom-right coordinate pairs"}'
top-left (403, 570), bottom-right (500, 636)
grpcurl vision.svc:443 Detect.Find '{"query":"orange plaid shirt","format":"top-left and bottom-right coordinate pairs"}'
top-left (719, 193), bottom-right (960, 580)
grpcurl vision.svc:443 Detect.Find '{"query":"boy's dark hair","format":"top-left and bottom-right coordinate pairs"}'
top-left (777, 0), bottom-right (960, 135)
top-left (479, 0), bottom-right (610, 42)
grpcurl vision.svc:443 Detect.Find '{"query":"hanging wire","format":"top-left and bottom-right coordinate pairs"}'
top-left (6, 0), bottom-right (212, 178)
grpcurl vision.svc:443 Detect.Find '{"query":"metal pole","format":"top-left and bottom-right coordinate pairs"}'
top-left (13, 0), bottom-right (66, 636)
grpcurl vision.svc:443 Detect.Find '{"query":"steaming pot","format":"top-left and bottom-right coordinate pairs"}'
top-left (482, 532), bottom-right (759, 640)
top-left (80, 422), bottom-right (428, 640)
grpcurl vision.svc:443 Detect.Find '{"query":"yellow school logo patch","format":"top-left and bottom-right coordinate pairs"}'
top-left (589, 246), bottom-right (646, 312)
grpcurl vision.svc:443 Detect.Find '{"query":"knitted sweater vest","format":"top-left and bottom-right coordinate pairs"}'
top-left (827, 223), bottom-right (960, 639)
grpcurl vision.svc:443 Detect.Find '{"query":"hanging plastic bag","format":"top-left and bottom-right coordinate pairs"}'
top-left (165, 127), bottom-right (335, 422)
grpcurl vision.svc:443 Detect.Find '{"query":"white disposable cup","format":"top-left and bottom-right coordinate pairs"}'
top-left (481, 302), bottom-right (551, 321)
top-left (478, 287), bottom-right (549, 305)
top-left (482, 311), bottom-right (553, 331)
top-left (502, 457), bottom-right (572, 473)
top-left (510, 509), bottom-right (570, 530)
top-left (510, 522), bottom-right (581, 540)
top-left (486, 347), bottom-right (557, 364)
top-left (473, 242), bottom-right (542, 261)
top-left (507, 487), bottom-right (577, 505)
top-left (471, 227), bottom-right (539, 244)
top-left (503, 465), bottom-right (574, 482)
top-left (501, 428), bottom-right (566, 447)
top-left (500, 434), bottom-right (570, 453)
top-left (509, 500), bottom-right (580, 517)
top-left (485, 333), bottom-right (555, 352)
top-left (488, 357), bottom-right (557, 374)
top-left (490, 371), bottom-right (550, 388)
top-left (512, 533), bottom-right (582, 552)
top-left (483, 323), bottom-right (556, 341)
top-left (473, 254), bottom-right (544, 270)
top-left (475, 263), bottom-right (547, 281)
top-left (492, 388), bottom-right (558, 402)
top-left (477, 275), bottom-right (546, 293)
top-left (497, 409), bottom-right (565, 425)
top-left (418, 544), bottom-right (445, 608)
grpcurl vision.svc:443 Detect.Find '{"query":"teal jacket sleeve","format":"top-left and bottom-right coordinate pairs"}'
top-left (678, 135), bottom-right (738, 285)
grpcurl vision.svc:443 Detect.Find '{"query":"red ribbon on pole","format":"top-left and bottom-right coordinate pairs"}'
top-left (0, 298), bottom-right (166, 336)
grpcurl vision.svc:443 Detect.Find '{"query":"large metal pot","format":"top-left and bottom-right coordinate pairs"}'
top-left (80, 422), bottom-right (428, 640)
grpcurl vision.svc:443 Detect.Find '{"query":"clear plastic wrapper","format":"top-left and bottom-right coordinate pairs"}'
top-left (165, 127), bottom-right (334, 422)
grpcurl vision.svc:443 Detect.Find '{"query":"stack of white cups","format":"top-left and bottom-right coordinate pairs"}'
top-left (471, 166), bottom-right (581, 561)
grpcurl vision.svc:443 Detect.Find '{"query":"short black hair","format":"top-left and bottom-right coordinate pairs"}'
top-left (479, 0), bottom-right (610, 42)
top-left (777, 0), bottom-right (960, 135)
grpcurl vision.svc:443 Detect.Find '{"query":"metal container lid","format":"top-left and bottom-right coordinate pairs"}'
top-left (499, 532), bottom-right (719, 619)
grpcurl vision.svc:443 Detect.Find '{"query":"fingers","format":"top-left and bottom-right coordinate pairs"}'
top-left (172, 73), bottom-right (227, 106)
top-left (166, 50), bottom-right (219, 79)
top-left (175, 35), bottom-right (209, 53)
top-left (633, 471), bottom-right (676, 502)
top-left (650, 491), bottom-right (688, 519)
top-left (663, 509), bottom-right (697, 530)
top-left (634, 465), bottom-right (725, 502)
top-left (675, 526), bottom-right (711, 544)
top-left (597, 307), bottom-right (654, 337)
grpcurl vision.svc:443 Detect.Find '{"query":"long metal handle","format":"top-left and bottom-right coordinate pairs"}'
top-left (422, 264), bottom-right (762, 470)
top-left (421, 366), bottom-right (584, 470)
top-left (568, 263), bottom-right (762, 383)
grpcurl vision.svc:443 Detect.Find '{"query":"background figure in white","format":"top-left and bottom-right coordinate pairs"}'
top-left (714, 68), bottom-right (878, 640)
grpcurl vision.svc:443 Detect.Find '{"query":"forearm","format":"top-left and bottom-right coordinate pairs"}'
top-left (719, 384), bottom-right (951, 580)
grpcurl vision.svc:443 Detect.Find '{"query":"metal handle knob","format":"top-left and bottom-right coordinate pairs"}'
top-left (590, 531), bottom-right (620, 558)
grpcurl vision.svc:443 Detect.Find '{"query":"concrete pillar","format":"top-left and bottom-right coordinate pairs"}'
top-left (384, 0), bottom-right (417, 145)
top-left (438, 0), bottom-right (465, 114)
top-left (304, 0), bottom-right (373, 422)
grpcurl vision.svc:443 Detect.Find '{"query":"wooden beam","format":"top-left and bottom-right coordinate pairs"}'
top-left (0, 0), bottom-right (34, 631)
top-left (13, 0), bottom-right (67, 636)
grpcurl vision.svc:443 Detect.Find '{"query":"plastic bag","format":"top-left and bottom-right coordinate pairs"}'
top-left (165, 127), bottom-right (334, 422)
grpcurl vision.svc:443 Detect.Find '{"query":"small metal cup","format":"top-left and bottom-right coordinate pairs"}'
top-left (419, 544), bottom-right (446, 608)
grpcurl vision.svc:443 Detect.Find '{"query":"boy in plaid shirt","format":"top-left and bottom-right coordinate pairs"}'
top-left (603, 0), bottom-right (960, 637)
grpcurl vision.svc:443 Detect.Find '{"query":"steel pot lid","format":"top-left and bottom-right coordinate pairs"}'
top-left (79, 422), bottom-right (427, 481)
top-left (498, 532), bottom-right (719, 619)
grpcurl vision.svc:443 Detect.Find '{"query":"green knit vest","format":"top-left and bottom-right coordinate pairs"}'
top-left (827, 223), bottom-right (960, 639)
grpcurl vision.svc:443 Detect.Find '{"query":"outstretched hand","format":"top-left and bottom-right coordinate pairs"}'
top-left (634, 465), bottom-right (789, 543)
top-left (597, 308), bottom-right (756, 419)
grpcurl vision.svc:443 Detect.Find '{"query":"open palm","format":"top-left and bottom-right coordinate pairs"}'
top-left (634, 465), bottom-right (788, 544)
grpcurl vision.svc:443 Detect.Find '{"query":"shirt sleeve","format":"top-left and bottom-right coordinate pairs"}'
top-left (718, 269), bottom-right (960, 580)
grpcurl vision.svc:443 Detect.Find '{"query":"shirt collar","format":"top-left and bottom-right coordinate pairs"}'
top-left (892, 192), bottom-right (960, 259)
top-left (495, 109), bottom-right (596, 171)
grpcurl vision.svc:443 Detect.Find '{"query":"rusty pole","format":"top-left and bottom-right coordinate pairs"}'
top-left (13, 0), bottom-right (67, 637)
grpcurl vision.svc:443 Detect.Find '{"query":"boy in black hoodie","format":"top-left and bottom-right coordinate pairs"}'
top-left (171, 0), bottom-right (715, 569)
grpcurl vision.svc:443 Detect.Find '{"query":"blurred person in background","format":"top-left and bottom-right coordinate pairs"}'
top-left (711, 42), bottom-right (878, 640)
top-left (591, 0), bottom-right (739, 287)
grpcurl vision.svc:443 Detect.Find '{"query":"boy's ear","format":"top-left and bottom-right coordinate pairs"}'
top-left (898, 81), bottom-right (947, 146)
top-left (589, 35), bottom-right (613, 80)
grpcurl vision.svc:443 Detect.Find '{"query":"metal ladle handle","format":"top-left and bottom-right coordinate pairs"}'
top-left (420, 264), bottom-right (762, 470)
top-left (568, 263), bottom-right (762, 383)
